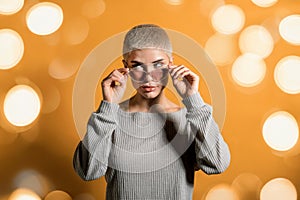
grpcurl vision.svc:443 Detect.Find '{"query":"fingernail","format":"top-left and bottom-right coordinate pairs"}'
top-left (177, 76), bottom-right (183, 81)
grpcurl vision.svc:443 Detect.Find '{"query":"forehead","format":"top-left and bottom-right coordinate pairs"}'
top-left (127, 48), bottom-right (169, 63)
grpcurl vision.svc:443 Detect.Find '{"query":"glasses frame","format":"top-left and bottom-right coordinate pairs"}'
top-left (125, 62), bottom-right (169, 83)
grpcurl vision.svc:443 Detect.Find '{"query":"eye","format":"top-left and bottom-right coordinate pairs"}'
top-left (132, 65), bottom-right (144, 70)
top-left (153, 62), bottom-right (164, 68)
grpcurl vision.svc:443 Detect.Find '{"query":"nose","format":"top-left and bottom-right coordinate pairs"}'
top-left (144, 72), bottom-right (154, 82)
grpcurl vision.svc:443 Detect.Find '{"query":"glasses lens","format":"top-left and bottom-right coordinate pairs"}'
top-left (150, 68), bottom-right (167, 81)
top-left (129, 66), bottom-right (168, 82)
top-left (129, 69), bottom-right (146, 82)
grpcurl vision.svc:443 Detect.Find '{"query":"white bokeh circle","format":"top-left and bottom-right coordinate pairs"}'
top-left (262, 111), bottom-right (299, 151)
top-left (239, 25), bottom-right (274, 59)
top-left (0, 29), bottom-right (24, 70)
top-left (0, 0), bottom-right (24, 15)
top-left (231, 53), bottom-right (266, 87)
top-left (260, 178), bottom-right (297, 200)
top-left (279, 15), bottom-right (300, 45)
top-left (251, 0), bottom-right (278, 8)
top-left (274, 55), bottom-right (300, 94)
top-left (4, 85), bottom-right (41, 127)
top-left (26, 2), bottom-right (63, 35)
top-left (211, 4), bottom-right (245, 35)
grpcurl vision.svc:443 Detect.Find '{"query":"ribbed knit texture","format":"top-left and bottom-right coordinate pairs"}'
top-left (73, 93), bottom-right (231, 200)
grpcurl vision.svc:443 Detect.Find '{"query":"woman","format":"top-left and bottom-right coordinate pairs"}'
top-left (73, 24), bottom-right (230, 200)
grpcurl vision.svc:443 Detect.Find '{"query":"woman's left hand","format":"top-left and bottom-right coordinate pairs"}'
top-left (168, 65), bottom-right (199, 98)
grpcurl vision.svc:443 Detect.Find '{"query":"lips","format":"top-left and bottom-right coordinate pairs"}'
top-left (141, 85), bottom-right (157, 92)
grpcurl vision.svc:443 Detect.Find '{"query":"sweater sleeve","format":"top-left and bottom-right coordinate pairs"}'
top-left (73, 100), bottom-right (118, 181)
top-left (182, 92), bottom-right (231, 174)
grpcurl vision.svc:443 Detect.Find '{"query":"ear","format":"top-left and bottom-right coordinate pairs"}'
top-left (168, 56), bottom-right (174, 66)
top-left (122, 59), bottom-right (127, 68)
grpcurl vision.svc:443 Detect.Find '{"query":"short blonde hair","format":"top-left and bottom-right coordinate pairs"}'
top-left (122, 24), bottom-right (173, 61)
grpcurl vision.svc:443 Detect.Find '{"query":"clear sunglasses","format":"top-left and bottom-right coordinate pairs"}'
top-left (127, 62), bottom-right (169, 83)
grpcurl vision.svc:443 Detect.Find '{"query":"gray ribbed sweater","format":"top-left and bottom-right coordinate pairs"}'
top-left (73, 93), bottom-right (230, 200)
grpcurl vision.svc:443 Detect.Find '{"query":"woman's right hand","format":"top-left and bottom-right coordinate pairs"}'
top-left (101, 68), bottom-right (129, 103)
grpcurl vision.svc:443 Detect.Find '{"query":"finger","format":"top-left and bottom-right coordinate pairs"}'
top-left (118, 68), bottom-right (130, 75)
top-left (111, 76), bottom-right (125, 86)
top-left (173, 67), bottom-right (189, 79)
top-left (187, 70), bottom-right (199, 81)
top-left (109, 68), bottom-right (128, 78)
top-left (102, 73), bottom-right (125, 87)
top-left (179, 71), bottom-right (195, 84)
top-left (168, 65), bottom-right (181, 75)
top-left (113, 73), bottom-right (129, 86)
top-left (110, 69), bottom-right (129, 82)
top-left (111, 69), bottom-right (124, 78)
top-left (185, 71), bottom-right (200, 82)
top-left (168, 64), bottom-right (176, 69)
top-left (169, 65), bottom-right (185, 77)
top-left (103, 70), bottom-right (120, 82)
top-left (168, 64), bottom-right (180, 72)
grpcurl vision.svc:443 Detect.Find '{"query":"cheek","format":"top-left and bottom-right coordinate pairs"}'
top-left (131, 80), bottom-right (140, 89)
top-left (161, 75), bottom-right (168, 86)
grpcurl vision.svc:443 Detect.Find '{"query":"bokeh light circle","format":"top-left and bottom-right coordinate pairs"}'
top-left (164, 0), bottom-right (184, 5)
top-left (262, 111), bottom-right (299, 151)
top-left (48, 56), bottom-right (80, 80)
top-left (74, 193), bottom-right (95, 200)
top-left (211, 4), bottom-right (245, 35)
top-left (231, 53), bottom-right (266, 87)
top-left (199, 0), bottom-right (225, 19)
top-left (4, 85), bottom-right (41, 127)
top-left (232, 173), bottom-right (262, 200)
top-left (81, 0), bottom-right (105, 19)
top-left (62, 16), bottom-right (89, 45)
top-left (44, 190), bottom-right (72, 200)
top-left (279, 15), bottom-right (300, 45)
top-left (260, 178), bottom-right (297, 200)
top-left (40, 84), bottom-right (61, 114)
top-left (0, 0), bottom-right (24, 15)
top-left (9, 188), bottom-right (41, 200)
top-left (261, 16), bottom-right (282, 44)
top-left (251, 0), bottom-right (277, 7)
top-left (0, 29), bottom-right (24, 70)
top-left (26, 2), bottom-right (63, 35)
top-left (274, 56), bottom-right (300, 94)
top-left (205, 33), bottom-right (238, 66)
top-left (239, 25), bottom-right (274, 58)
top-left (205, 184), bottom-right (239, 200)
top-left (13, 169), bottom-right (52, 197)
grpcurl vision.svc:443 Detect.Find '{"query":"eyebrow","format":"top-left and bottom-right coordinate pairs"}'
top-left (152, 59), bottom-right (164, 63)
top-left (130, 60), bottom-right (143, 65)
top-left (130, 59), bottom-right (165, 65)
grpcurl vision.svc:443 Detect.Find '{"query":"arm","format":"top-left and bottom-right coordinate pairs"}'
top-left (73, 67), bottom-right (128, 180)
top-left (182, 92), bottom-right (231, 174)
top-left (168, 64), bottom-right (230, 174)
top-left (73, 100), bottom-right (118, 180)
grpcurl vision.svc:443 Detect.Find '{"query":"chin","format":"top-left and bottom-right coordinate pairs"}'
top-left (140, 92), bottom-right (160, 99)
top-left (137, 85), bottom-right (164, 99)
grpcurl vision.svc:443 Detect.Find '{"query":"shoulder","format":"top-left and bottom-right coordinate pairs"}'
top-left (164, 101), bottom-right (183, 113)
top-left (118, 99), bottom-right (130, 112)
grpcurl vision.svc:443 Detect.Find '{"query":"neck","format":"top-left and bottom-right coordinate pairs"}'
top-left (129, 92), bottom-right (168, 112)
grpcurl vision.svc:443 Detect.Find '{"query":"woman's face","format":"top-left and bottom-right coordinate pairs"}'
top-left (124, 48), bottom-right (171, 100)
